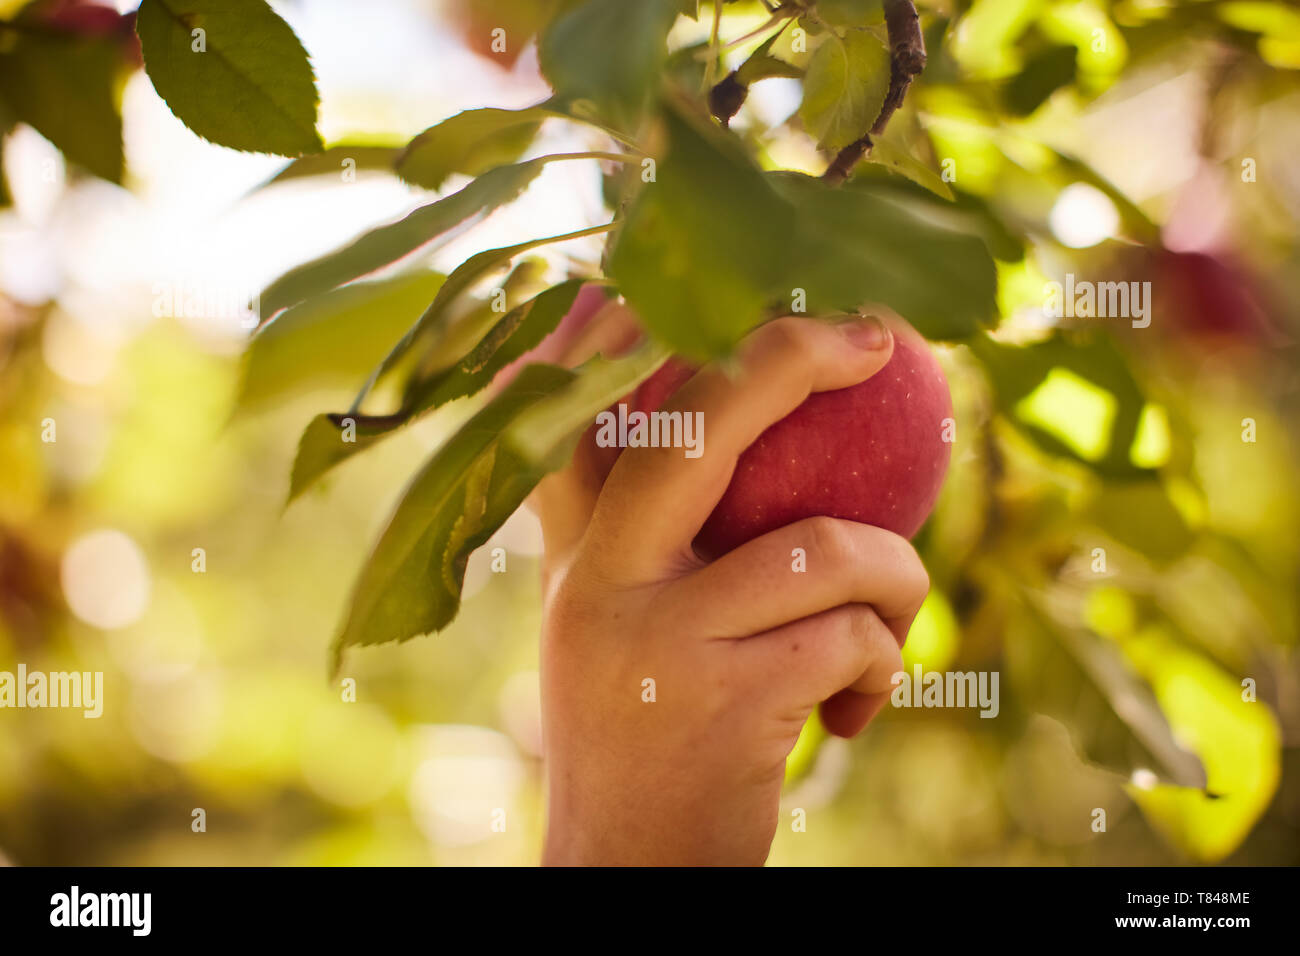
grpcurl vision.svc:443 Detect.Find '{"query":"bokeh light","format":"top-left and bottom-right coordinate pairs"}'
top-left (1049, 182), bottom-right (1120, 248)
top-left (60, 529), bottom-right (152, 630)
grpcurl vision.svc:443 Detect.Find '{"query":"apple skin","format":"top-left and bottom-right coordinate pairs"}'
top-left (444, 3), bottom-right (533, 68)
top-left (41, 1), bottom-right (124, 34)
top-left (1150, 249), bottom-right (1276, 344)
top-left (633, 319), bottom-right (954, 559)
top-left (39, 1), bottom-right (142, 66)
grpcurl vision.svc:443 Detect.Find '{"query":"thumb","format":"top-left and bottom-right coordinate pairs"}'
top-left (530, 300), bottom-right (645, 568)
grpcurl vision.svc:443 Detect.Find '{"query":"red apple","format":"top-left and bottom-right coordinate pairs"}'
top-left (1150, 249), bottom-right (1278, 344)
top-left (634, 318), bottom-right (954, 558)
top-left (37, 1), bottom-right (142, 66)
top-left (444, 1), bottom-right (539, 68)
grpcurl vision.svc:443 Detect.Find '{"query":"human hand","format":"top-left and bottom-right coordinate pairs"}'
top-left (533, 313), bottom-right (931, 865)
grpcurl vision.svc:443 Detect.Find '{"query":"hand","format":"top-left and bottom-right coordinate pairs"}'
top-left (532, 313), bottom-right (931, 865)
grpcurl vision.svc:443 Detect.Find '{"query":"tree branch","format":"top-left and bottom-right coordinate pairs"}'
top-left (822, 0), bottom-right (926, 186)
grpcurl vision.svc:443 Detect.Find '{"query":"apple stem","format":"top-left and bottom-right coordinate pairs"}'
top-left (822, 0), bottom-right (927, 187)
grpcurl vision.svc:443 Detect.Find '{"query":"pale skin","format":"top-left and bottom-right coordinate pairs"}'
top-left (530, 305), bottom-right (931, 866)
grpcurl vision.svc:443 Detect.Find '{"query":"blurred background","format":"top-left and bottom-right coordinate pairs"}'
top-left (0, 0), bottom-right (1297, 865)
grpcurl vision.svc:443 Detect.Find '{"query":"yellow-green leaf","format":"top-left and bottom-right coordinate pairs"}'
top-left (397, 107), bottom-right (548, 191)
top-left (798, 29), bottom-right (890, 151)
top-left (0, 31), bottom-right (124, 182)
top-left (136, 0), bottom-right (322, 156)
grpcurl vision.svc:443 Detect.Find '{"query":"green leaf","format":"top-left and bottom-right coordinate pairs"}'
top-left (608, 103), bottom-right (796, 359)
top-left (798, 29), bottom-right (890, 151)
top-left (662, 40), bottom-right (709, 93)
top-left (1121, 629), bottom-right (1280, 860)
top-left (331, 363), bottom-right (576, 667)
top-left (1010, 592), bottom-right (1209, 790)
top-left (772, 172), bottom-right (998, 339)
top-left (839, 159), bottom-right (1023, 257)
top-left (236, 271), bottom-right (445, 412)
top-left (398, 259), bottom-right (551, 388)
top-left (1005, 45), bottom-right (1077, 116)
top-left (732, 19), bottom-right (804, 85)
top-left (362, 220), bottom-right (615, 397)
top-left (396, 107), bottom-right (548, 191)
top-left (505, 341), bottom-right (669, 469)
top-left (971, 332), bottom-right (1152, 476)
top-left (289, 412), bottom-right (397, 502)
top-left (1155, 535), bottom-right (1285, 673)
top-left (863, 136), bottom-right (956, 200)
top-left (1217, 0), bottom-right (1300, 37)
top-left (0, 31), bottom-right (124, 182)
top-left (1088, 480), bottom-right (1194, 564)
top-left (256, 145), bottom-right (403, 190)
top-left (539, 0), bottom-right (679, 131)
top-left (815, 0), bottom-right (886, 27)
top-left (735, 52), bottom-right (804, 84)
top-left (947, 191), bottom-right (1026, 262)
top-left (285, 278), bottom-right (584, 501)
top-left (135, 0), bottom-right (322, 156)
top-left (413, 279), bottom-right (585, 410)
top-left (330, 342), bottom-right (667, 666)
top-left (258, 158), bottom-right (548, 317)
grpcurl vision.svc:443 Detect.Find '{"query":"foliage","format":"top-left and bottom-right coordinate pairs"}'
top-left (1, 0), bottom-right (1297, 865)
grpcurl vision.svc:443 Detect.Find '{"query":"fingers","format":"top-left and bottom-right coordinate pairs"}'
top-left (589, 315), bottom-right (895, 581)
top-left (731, 603), bottom-right (903, 714)
top-left (529, 300), bottom-right (646, 564)
top-left (681, 515), bottom-right (926, 739)
top-left (556, 300), bottom-right (645, 367)
top-left (819, 688), bottom-right (890, 739)
top-left (663, 516), bottom-right (930, 647)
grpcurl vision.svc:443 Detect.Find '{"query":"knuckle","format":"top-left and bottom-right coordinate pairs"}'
top-left (914, 563), bottom-right (932, 601)
top-left (755, 317), bottom-right (816, 366)
top-left (806, 516), bottom-right (855, 567)
top-left (844, 604), bottom-right (877, 645)
top-left (901, 543), bottom-right (931, 600)
top-left (881, 531), bottom-right (929, 599)
top-left (829, 606), bottom-right (878, 681)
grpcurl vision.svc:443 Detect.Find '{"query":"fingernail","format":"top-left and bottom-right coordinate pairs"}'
top-left (839, 315), bottom-right (891, 350)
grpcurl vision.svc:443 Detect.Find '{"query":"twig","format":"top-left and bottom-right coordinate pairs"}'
top-left (822, 0), bottom-right (926, 186)
top-left (712, 6), bottom-right (794, 55)
top-left (703, 0), bottom-right (725, 92)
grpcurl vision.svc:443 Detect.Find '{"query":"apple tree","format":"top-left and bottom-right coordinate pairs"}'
top-left (6, 0), bottom-right (1292, 863)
